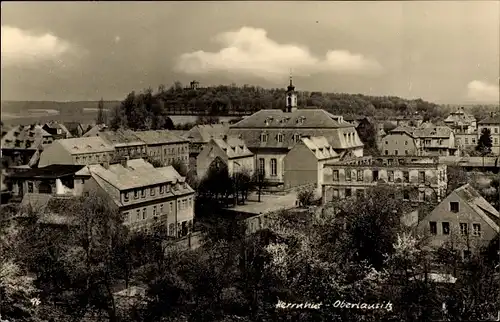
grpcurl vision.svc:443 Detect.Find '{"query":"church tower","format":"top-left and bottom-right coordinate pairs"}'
top-left (285, 72), bottom-right (298, 112)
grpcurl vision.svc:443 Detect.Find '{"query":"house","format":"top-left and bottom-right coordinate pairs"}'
top-left (381, 125), bottom-right (457, 157)
top-left (42, 121), bottom-right (73, 140)
top-left (377, 114), bottom-right (424, 128)
top-left (96, 129), bottom-right (147, 160)
top-left (83, 159), bottom-right (195, 236)
top-left (477, 113), bottom-right (500, 154)
top-left (63, 122), bottom-right (86, 137)
top-left (228, 77), bottom-right (363, 189)
top-left (183, 124), bottom-right (230, 170)
top-left (284, 136), bottom-right (340, 192)
top-left (38, 137), bottom-right (115, 167)
top-left (444, 107), bottom-right (477, 134)
top-left (322, 155), bottom-right (448, 204)
top-left (418, 184), bottom-right (499, 257)
top-left (196, 136), bottom-right (254, 179)
top-left (8, 164), bottom-right (85, 199)
top-left (132, 130), bottom-right (190, 168)
top-left (82, 124), bottom-right (107, 137)
top-left (1, 125), bottom-right (54, 165)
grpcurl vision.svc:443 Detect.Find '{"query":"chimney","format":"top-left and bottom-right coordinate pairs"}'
top-left (223, 135), bottom-right (228, 141)
top-left (120, 156), bottom-right (129, 168)
top-left (102, 161), bottom-right (110, 169)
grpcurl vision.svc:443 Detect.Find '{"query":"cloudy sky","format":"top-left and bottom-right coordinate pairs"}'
top-left (1, 1), bottom-right (499, 104)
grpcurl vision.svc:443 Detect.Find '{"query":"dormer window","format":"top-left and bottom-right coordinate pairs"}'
top-left (293, 133), bottom-right (301, 143)
top-left (260, 132), bottom-right (268, 143)
top-left (277, 133), bottom-right (284, 143)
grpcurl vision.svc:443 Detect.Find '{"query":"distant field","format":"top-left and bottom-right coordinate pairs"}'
top-left (1, 101), bottom-right (240, 126)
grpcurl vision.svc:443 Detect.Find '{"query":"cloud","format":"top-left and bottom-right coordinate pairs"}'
top-left (467, 80), bottom-right (499, 102)
top-left (175, 27), bottom-right (382, 80)
top-left (1, 25), bottom-right (73, 67)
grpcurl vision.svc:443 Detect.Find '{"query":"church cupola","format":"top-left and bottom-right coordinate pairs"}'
top-left (285, 72), bottom-right (298, 113)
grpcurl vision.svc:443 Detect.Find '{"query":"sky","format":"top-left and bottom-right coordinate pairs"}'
top-left (1, 1), bottom-right (499, 104)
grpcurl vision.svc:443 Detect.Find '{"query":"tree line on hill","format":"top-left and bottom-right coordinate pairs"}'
top-left (107, 82), bottom-right (449, 131)
top-left (2, 182), bottom-right (499, 322)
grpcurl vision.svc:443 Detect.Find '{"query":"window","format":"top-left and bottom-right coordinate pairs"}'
top-left (442, 222), bottom-right (450, 235)
top-left (357, 170), bottom-right (363, 181)
top-left (460, 223), bottom-right (468, 236)
top-left (419, 191), bottom-right (425, 201)
top-left (270, 158), bottom-right (277, 176)
top-left (167, 184), bottom-right (171, 193)
top-left (450, 202), bottom-right (459, 213)
top-left (142, 208), bottom-right (146, 220)
top-left (418, 171), bottom-right (425, 183)
top-left (124, 192), bottom-right (129, 202)
top-left (169, 202), bottom-right (173, 213)
top-left (472, 223), bottom-right (481, 236)
top-left (345, 188), bottom-right (352, 198)
top-left (333, 170), bottom-right (339, 181)
top-left (124, 212), bottom-right (130, 223)
top-left (403, 190), bottom-right (409, 200)
top-left (394, 150), bottom-right (398, 155)
top-left (332, 189), bottom-right (339, 199)
top-left (403, 171), bottom-right (409, 183)
top-left (465, 138), bottom-right (469, 144)
top-left (27, 182), bottom-right (34, 193)
top-left (160, 185), bottom-right (164, 194)
top-left (385, 141), bottom-right (388, 145)
top-left (153, 206), bottom-right (157, 217)
top-left (405, 150), bottom-right (409, 155)
top-left (259, 158), bottom-right (265, 175)
top-left (429, 221), bottom-right (437, 235)
top-left (182, 199), bottom-right (187, 209)
top-left (141, 189), bottom-right (145, 198)
top-left (372, 170), bottom-right (379, 182)
top-left (169, 223), bottom-right (175, 236)
top-left (356, 189), bottom-right (364, 199)
top-left (388, 170), bottom-right (394, 182)
top-left (405, 140), bottom-right (408, 146)
top-left (160, 204), bottom-right (163, 214)
top-left (293, 133), bottom-right (301, 143)
top-left (495, 138), bottom-right (499, 145)
top-left (345, 170), bottom-right (351, 181)
top-left (188, 197), bottom-right (192, 207)
top-left (136, 209), bottom-right (140, 221)
top-left (277, 133), bottom-right (283, 143)
top-left (385, 150), bottom-right (389, 155)
top-left (495, 128), bottom-right (499, 134)
top-left (260, 133), bottom-right (268, 143)
top-left (150, 187), bottom-right (155, 196)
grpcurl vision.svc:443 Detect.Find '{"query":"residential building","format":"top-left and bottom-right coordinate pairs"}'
top-left (418, 184), bottom-right (499, 256)
top-left (455, 133), bottom-right (478, 154)
top-left (1, 125), bottom-right (54, 165)
top-left (96, 129), bottom-right (147, 160)
top-left (444, 107), bottom-right (477, 134)
top-left (83, 159), bottom-right (195, 236)
top-left (8, 164), bottom-right (85, 199)
top-left (196, 136), bottom-right (254, 179)
top-left (38, 137), bottom-right (115, 167)
top-left (82, 124), bottom-right (107, 137)
top-left (228, 77), bottom-right (363, 189)
top-left (42, 121), bottom-right (73, 140)
top-left (133, 130), bottom-right (189, 168)
top-left (322, 155), bottom-right (448, 204)
top-left (63, 122), bottom-right (86, 137)
top-left (284, 136), bottom-right (340, 192)
top-left (382, 125), bottom-right (457, 157)
top-left (377, 114), bottom-right (424, 128)
top-left (477, 114), bottom-right (500, 155)
top-left (183, 124), bottom-right (229, 170)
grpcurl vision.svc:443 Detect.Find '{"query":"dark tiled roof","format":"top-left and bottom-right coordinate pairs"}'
top-left (133, 130), bottom-right (188, 145)
top-left (184, 124), bottom-right (229, 143)
top-left (8, 164), bottom-right (85, 179)
top-left (1, 125), bottom-right (52, 150)
top-left (230, 109), bottom-right (352, 129)
top-left (478, 115), bottom-right (500, 125)
top-left (453, 184), bottom-right (499, 232)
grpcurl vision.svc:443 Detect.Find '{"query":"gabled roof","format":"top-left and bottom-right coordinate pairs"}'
top-left (301, 136), bottom-right (339, 160)
top-left (230, 109), bottom-right (353, 129)
top-left (44, 121), bottom-right (73, 138)
top-left (1, 125), bottom-right (52, 150)
top-left (453, 184), bottom-right (499, 233)
top-left (133, 130), bottom-right (188, 145)
top-left (478, 114), bottom-right (500, 125)
top-left (82, 124), bottom-right (107, 137)
top-left (57, 136), bottom-right (115, 154)
top-left (211, 137), bottom-right (253, 159)
top-left (389, 126), bottom-right (416, 138)
top-left (389, 125), bottom-right (453, 138)
top-left (185, 124), bottom-right (229, 143)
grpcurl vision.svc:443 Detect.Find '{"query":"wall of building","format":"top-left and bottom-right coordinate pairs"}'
top-left (147, 142), bottom-right (190, 168)
top-left (229, 156), bottom-right (254, 177)
top-left (255, 151), bottom-right (287, 184)
top-left (196, 142), bottom-right (228, 179)
top-left (381, 133), bottom-right (418, 156)
top-left (283, 144), bottom-right (317, 190)
top-left (418, 192), bottom-right (497, 250)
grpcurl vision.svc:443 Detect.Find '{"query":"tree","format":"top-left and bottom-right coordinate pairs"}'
top-left (96, 98), bottom-right (106, 125)
top-left (297, 187), bottom-right (317, 207)
top-left (356, 119), bottom-right (379, 156)
top-left (170, 158), bottom-right (188, 177)
top-left (251, 170), bottom-right (267, 203)
top-left (446, 165), bottom-right (469, 195)
top-left (476, 127), bottom-right (492, 156)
